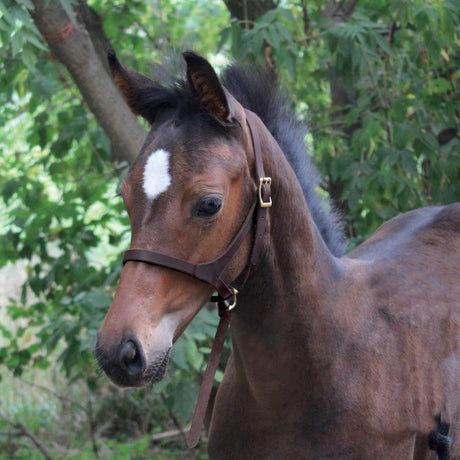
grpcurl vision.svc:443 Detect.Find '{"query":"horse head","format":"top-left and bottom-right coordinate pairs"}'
top-left (96, 52), bottom-right (262, 388)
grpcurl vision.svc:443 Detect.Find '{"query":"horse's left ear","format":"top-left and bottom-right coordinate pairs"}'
top-left (183, 51), bottom-right (233, 124)
top-left (108, 49), bottom-right (167, 124)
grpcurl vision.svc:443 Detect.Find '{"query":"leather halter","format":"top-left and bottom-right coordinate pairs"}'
top-left (123, 110), bottom-right (272, 307)
top-left (122, 110), bottom-right (272, 447)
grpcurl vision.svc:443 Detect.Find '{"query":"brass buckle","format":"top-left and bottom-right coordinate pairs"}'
top-left (258, 177), bottom-right (272, 208)
top-left (224, 287), bottom-right (238, 311)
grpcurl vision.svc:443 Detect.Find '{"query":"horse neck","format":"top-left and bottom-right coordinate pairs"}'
top-left (230, 121), bottom-right (343, 392)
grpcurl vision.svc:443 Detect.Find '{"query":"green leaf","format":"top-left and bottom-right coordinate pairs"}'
top-left (11, 31), bottom-right (24, 56)
top-left (21, 45), bottom-right (37, 70)
top-left (277, 8), bottom-right (294, 23)
top-left (171, 337), bottom-right (189, 371)
top-left (393, 123), bottom-right (412, 149)
top-left (257, 9), bottom-right (277, 26)
top-left (264, 27), bottom-right (279, 50)
top-left (218, 26), bottom-right (232, 51)
top-left (2, 179), bottom-right (21, 203)
top-left (373, 32), bottom-right (392, 56)
top-left (173, 379), bottom-right (199, 419)
top-left (281, 49), bottom-right (297, 80)
top-left (401, 150), bottom-right (418, 177)
top-left (185, 338), bottom-right (203, 371)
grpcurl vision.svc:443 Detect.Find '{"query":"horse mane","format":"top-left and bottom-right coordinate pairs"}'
top-left (221, 65), bottom-right (346, 257)
top-left (146, 60), bottom-right (346, 257)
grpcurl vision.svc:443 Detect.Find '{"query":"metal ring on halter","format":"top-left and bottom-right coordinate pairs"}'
top-left (223, 287), bottom-right (238, 311)
top-left (212, 286), bottom-right (238, 313)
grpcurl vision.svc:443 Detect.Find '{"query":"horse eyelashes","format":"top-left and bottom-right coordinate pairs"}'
top-left (192, 194), bottom-right (223, 218)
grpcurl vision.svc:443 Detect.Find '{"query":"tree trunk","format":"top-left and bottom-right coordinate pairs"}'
top-left (223, 0), bottom-right (278, 67)
top-left (320, 0), bottom-right (358, 121)
top-left (222, 0), bottom-right (358, 224)
top-left (223, 0), bottom-right (278, 24)
top-left (29, 0), bottom-right (146, 164)
top-left (319, 0), bottom-right (359, 222)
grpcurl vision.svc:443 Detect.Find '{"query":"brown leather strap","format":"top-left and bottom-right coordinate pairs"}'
top-left (245, 111), bottom-right (271, 265)
top-left (186, 304), bottom-right (231, 448)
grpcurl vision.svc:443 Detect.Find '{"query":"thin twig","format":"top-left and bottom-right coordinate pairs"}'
top-left (301, 0), bottom-right (310, 37)
top-left (15, 422), bottom-right (55, 460)
top-left (0, 412), bottom-right (55, 460)
top-left (87, 390), bottom-right (100, 458)
top-left (150, 425), bottom-right (190, 442)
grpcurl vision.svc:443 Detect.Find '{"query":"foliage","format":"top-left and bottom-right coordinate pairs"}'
top-left (219, 7), bottom-right (300, 78)
top-left (320, 1), bottom-right (460, 241)
top-left (220, 0), bottom-right (460, 245)
top-left (221, 0), bottom-right (460, 243)
top-left (0, 0), bottom-right (459, 457)
top-left (0, 0), bottom-right (229, 455)
top-left (91, 0), bottom-right (229, 71)
top-left (0, 369), bottom-right (208, 458)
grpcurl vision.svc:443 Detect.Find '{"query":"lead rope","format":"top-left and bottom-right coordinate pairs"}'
top-left (186, 303), bottom-right (231, 448)
top-left (186, 111), bottom-right (271, 448)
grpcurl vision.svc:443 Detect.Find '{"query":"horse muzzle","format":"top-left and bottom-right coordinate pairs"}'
top-left (95, 332), bottom-right (172, 387)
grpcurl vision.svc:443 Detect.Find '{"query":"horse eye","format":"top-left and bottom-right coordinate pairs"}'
top-left (193, 195), bottom-right (223, 218)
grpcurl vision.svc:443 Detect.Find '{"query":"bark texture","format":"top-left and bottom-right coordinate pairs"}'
top-left (29, 0), bottom-right (146, 164)
top-left (223, 0), bottom-right (278, 23)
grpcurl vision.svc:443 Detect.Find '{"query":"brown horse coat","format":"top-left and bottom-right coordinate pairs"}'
top-left (96, 51), bottom-right (460, 459)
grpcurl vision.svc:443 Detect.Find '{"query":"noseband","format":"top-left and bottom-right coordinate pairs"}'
top-left (123, 110), bottom-right (272, 310)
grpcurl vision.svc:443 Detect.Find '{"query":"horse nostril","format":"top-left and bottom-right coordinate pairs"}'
top-left (118, 336), bottom-right (146, 376)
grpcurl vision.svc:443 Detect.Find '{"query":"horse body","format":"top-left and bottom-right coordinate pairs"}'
top-left (96, 50), bottom-right (460, 459)
top-left (209, 201), bottom-right (460, 459)
top-left (207, 116), bottom-right (460, 459)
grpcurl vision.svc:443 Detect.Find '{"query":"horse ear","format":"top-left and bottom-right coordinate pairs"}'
top-left (108, 50), bottom-right (165, 124)
top-left (182, 51), bottom-right (232, 124)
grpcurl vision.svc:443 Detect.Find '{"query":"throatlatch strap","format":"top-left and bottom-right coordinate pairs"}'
top-left (186, 305), bottom-right (231, 448)
top-left (246, 111), bottom-right (270, 266)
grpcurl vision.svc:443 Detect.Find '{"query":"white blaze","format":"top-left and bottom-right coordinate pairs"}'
top-left (143, 149), bottom-right (172, 200)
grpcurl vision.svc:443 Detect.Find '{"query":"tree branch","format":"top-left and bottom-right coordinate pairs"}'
top-left (16, 422), bottom-right (55, 460)
top-left (0, 410), bottom-right (55, 460)
top-left (28, 0), bottom-right (146, 164)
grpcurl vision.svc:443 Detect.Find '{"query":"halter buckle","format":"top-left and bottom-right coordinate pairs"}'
top-left (259, 177), bottom-right (272, 208)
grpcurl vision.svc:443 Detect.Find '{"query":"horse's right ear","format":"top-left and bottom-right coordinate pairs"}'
top-left (108, 50), bottom-right (167, 124)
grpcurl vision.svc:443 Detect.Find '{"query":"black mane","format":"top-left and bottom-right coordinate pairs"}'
top-left (221, 65), bottom-right (346, 257)
top-left (148, 61), bottom-right (346, 256)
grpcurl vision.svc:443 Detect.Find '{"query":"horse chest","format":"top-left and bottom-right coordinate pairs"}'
top-left (207, 397), bottom-right (418, 460)
top-left (208, 362), bottom-right (379, 459)
top-left (207, 323), bottom-right (448, 459)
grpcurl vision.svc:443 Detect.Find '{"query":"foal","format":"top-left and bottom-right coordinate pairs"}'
top-left (96, 51), bottom-right (460, 459)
